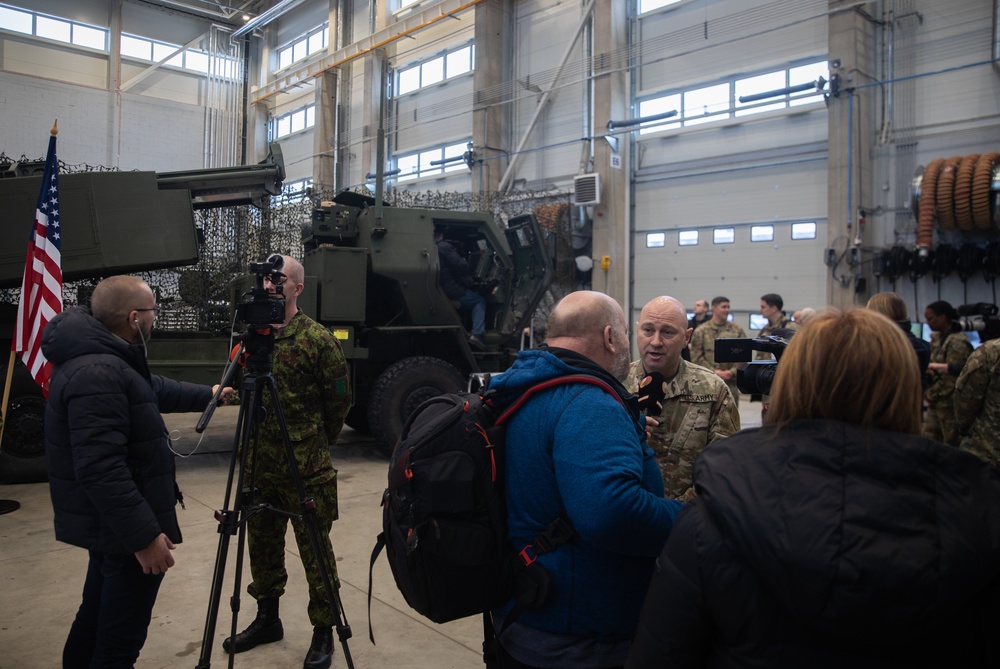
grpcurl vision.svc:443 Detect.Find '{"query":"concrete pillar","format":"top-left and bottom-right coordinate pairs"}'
top-left (313, 71), bottom-right (338, 192)
top-left (827, 0), bottom-right (875, 307)
top-left (472, 0), bottom-right (511, 194)
top-left (591, 0), bottom-right (630, 307)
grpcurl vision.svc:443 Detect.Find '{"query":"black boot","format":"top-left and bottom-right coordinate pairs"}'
top-left (222, 597), bottom-right (284, 654)
top-left (302, 626), bottom-right (334, 669)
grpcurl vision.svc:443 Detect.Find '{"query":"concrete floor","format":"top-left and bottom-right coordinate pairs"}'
top-left (0, 399), bottom-right (762, 669)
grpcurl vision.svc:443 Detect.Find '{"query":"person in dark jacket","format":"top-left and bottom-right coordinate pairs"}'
top-left (626, 308), bottom-right (1000, 669)
top-left (487, 291), bottom-right (683, 669)
top-left (42, 275), bottom-right (229, 669)
top-left (434, 227), bottom-right (486, 349)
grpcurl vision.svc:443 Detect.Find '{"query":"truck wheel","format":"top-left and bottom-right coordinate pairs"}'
top-left (367, 356), bottom-right (465, 453)
top-left (0, 396), bottom-right (48, 484)
top-left (344, 404), bottom-right (370, 433)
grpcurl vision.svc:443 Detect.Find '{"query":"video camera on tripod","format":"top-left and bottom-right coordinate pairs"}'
top-left (714, 330), bottom-right (794, 396)
top-left (957, 303), bottom-right (1000, 342)
top-left (236, 253), bottom-right (287, 326)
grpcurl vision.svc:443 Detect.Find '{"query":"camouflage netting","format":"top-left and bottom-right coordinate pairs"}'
top-left (0, 153), bottom-right (579, 335)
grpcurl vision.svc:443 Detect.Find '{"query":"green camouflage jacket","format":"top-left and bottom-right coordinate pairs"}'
top-left (689, 320), bottom-right (747, 395)
top-left (954, 338), bottom-right (1000, 467)
top-left (925, 330), bottom-right (972, 405)
top-left (628, 359), bottom-right (741, 500)
top-left (252, 310), bottom-right (352, 485)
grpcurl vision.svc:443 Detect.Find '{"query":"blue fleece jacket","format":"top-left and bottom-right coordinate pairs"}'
top-left (488, 348), bottom-right (683, 641)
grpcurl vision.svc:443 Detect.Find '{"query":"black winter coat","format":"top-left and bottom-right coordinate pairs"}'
top-left (42, 308), bottom-right (213, 555)
top-left (626, 420), bottom-right (1000, 669)
top-left (436, 239), bottom-right (473, 300)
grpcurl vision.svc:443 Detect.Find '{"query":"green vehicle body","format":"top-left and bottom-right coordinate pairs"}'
top-left (298, 191), bottom-right (552, 449)
top-left (0, 147), bottom-right (552, 479)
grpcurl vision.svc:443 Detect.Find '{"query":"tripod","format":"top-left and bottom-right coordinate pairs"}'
top-left (194, 326), bottom-right (354, 669)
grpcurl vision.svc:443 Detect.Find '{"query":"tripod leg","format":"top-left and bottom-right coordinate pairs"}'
top-left (193, 383), bottom-right (262, 669)
top-left (262, 375), bottom-right (355, 669)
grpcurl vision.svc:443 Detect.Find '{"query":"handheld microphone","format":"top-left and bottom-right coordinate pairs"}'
top-left (637, 372), bottom-right (668, 415)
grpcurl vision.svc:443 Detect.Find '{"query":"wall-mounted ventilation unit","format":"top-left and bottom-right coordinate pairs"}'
top-left (573, 173), bottom-right (601, 206)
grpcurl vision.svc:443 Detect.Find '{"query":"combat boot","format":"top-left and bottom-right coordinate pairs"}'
top-left (302, 626), bottom-right (334, 669)
top-left (222, 597), bottom-right (283, 654)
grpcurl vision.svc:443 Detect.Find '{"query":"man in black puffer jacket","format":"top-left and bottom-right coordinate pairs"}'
top-left (42, 275), bottom-right (229, 668)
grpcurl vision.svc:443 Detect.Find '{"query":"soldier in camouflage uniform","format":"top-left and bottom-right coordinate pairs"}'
top-left (954, 337), bottom-right (1000, 467)
top-left (224, 255), bottom-right (351, 669)
top-left (755, 294), bottom-right (798, 413)
top-left (689, 296), bottom-right (748, 402)
top-left (628, 296), bottom-right (740, 500)
top-left (922, 301), bottom-right (972, 446)
top-left (756, 293), bottom-right (798, 351)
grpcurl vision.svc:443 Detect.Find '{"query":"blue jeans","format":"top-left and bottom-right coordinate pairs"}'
top-left (63, 551), bottom-right (164, 669)
top-left (458, 289), bottom-right (486, 336)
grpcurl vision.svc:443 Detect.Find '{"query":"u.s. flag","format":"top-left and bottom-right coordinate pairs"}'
top-left (13, 131), bottom-right (63, 398)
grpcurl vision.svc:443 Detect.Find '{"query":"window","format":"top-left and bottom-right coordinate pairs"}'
top-left (639, 0), bottom-right (686, 13)
top-left (0, 5), bottom-right (32, 34)
top-left (791, 222), bottom-right (817, 240)
top-left (120, 32), bottom-right (235, 77)
top-left (73, 23), bottom-right (105, 50)
top-left (275, 23), bottom-right (328, 73)
top-left (0, 4), bottom-right (232, 78)
top-left (396, 141), bottom-right (471, 182)
top-left (121, 34), bottom-right (152, 60)
top-left (1, 4), bottom-right (108, 52)
top-left (678, 230), bottom-right (699, 246)
top-left (750, 225), bottom-right (774, 242)
top-left (185, 50), bottom-right (209, 74)
top-left (637, 59), bottom-right (828, 134)
top-left (684, 83), bottom-right (729, 126)
top-left (35, 15), bottom-right (71, 43)
top-left (646, 232), bottom-right (666, 248)
top-left (270, 104), bottom-right (317, 139)
top-left (637, 94), bottom-right (680, 134)
top-left (789, 61), bottom-right (829, 107)
top-left (395, 43), bottom-right (474, 96)
top-left (735, 71), bottom-right (786, 117)
top-left (713, 228), bottom-right (735, 244)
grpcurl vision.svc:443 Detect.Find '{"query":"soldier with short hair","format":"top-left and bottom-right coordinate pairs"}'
top-left (628, 296), bottom-right (740, 501)
top-left (954, 338), bottom-right (1000, 467)
top-left (689, 296), bottom-right (748, 402)
top-left (223, 255), bottom-right (352, 669)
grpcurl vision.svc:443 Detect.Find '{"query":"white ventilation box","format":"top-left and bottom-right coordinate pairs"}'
top-left (573, 173), bottom-right (601, 206)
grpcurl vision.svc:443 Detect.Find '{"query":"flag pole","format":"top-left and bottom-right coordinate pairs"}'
top-left (0, 120), bottom-right (58, 515)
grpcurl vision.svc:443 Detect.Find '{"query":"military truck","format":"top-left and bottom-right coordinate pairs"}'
top-left (0, 145), bottom-right (286, 482)
top-left (0, 146), bottom-right (552, 480)
top-left (301, 191), bottom-right (552, 450)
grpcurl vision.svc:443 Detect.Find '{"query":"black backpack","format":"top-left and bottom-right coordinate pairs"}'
top-left (368, 374), bottom-right (621, 636)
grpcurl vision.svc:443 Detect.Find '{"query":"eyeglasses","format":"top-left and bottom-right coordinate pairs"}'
top-left (135, 305), bottom-right (160, 315)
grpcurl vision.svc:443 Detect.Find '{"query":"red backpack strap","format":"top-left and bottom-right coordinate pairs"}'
top-left (495, 374), bottom-right (623, 426)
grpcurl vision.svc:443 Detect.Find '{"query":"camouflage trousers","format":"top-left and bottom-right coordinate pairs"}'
top-left (922, 401), bottom-right (960, 447)
top-left (246, 476), bottom-right (340, 627)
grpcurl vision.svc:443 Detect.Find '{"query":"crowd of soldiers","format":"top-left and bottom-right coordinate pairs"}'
top-left (631, 292), bottom-right (1000, 502)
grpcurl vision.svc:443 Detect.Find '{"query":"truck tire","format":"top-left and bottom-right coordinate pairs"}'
top-left (0, 396), bottom-right (48, 484)
top-left (367, 356), bottom-right (465, 453)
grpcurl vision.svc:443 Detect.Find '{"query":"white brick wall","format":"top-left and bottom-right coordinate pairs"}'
top-left (0, 70), bottom-right (207, 172)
